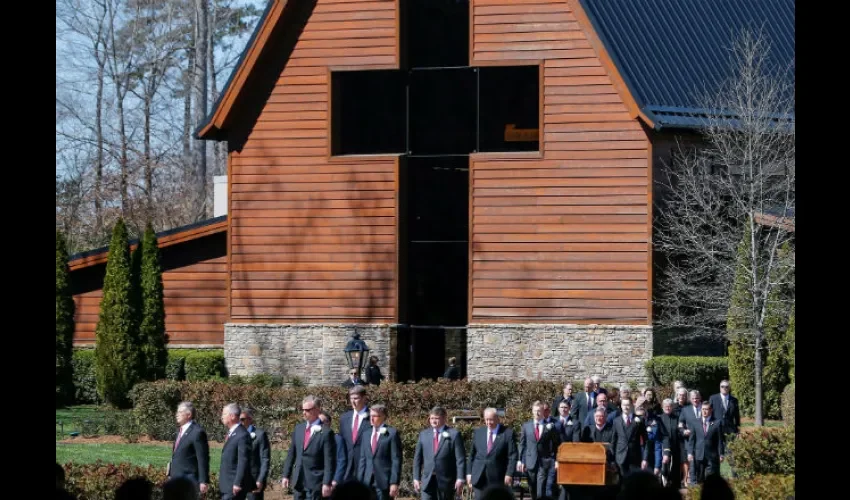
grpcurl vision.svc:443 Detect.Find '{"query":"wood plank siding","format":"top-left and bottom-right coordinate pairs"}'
top-left (469, 0), bottom-right (651, 324)
top-left (71, 233), bottom-right (228, 346)
top-left (229, 0), bottom-right (399, 322)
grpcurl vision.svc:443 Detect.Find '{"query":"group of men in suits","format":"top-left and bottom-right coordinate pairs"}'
top-left (167, 401), bottom-right (271, 500)
top-left (167, 378), bottom-right (741, 499)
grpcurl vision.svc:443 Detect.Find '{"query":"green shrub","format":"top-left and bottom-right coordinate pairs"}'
top-left (72, 349), bottom-right (99, 405)
top-left (137, 224), bottom-right (169, 381)
top-left (685, 474), bottom-right (795, 500)
top-left (94, 218), bottom-right (141, 408)
top-left (165, 349), bottom-right (196, 380)
top-left (184, 350), bottom-right (226, 381)
top-left (781, 383), bottom-right (794, 427)
top-left (644, 356), bottom-right (728, 399)
top-left (728, 426), bottom-right (795, 477)
top-left (57, 231), bottom-right (76, 407)
top-left (61, 462), bottom-right (221, 500)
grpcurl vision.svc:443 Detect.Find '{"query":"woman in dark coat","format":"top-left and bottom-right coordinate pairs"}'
top-left (365, 355), bottom-right (385, 386)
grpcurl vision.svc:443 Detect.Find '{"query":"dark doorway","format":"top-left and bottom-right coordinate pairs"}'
top-left (403, 0), bottom-right (469, 69)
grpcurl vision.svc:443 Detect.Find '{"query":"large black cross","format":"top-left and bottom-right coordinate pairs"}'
top-left (330, 0), bottom-right (540, 157)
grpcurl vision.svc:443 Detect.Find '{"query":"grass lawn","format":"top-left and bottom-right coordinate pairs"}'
top-left (56, 405), bottom-right (127, 440)
top-left (56, 442), bottom-right (223, 471)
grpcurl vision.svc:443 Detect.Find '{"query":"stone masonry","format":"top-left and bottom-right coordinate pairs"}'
top-left (224, 324), bottom-right (393, 386)
top-left (466, 324), bottom-right (652, 387)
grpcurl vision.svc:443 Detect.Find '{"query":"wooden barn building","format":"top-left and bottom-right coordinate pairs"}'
top-left (188, 0), bottom-right (792, 384)
top-left (69, 216), bottom-right (228, 348)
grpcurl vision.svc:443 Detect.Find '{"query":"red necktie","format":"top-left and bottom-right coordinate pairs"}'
top-left (225, 431), bottom-right (230, 443)
top-left (703, 420), bottom-right (708, 434)
top-left (174, 428), bottom-right (184, 450)
top-left (433, 429), bottom-right (439, 453)
top-left (626, 416), bottom-right (631, 426)
top-left (372, 429), bottom-right (379, 453)
top-left (352, 414), bottom-right (360, 443)
top-left (534, 423), bottom-right (540, 441)
top-left (487, 431), bottom-right (494, 453)
top-left (303, 424), bottom-right (311, 450)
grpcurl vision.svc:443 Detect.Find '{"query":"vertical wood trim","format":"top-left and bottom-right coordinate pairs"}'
top-left (468, 157), bottom-right (474, 326)
top-left (395, 0), bottom-right (401, 68)
top-left (468, 0), bottom-right (475, 66)
top-left (326, 66), bottom-right (333, 159)
top-left (226, 151), bottom-right (233, 324)
top-left (538, 62), bottom-right (545, 156)
top-left (646, 137), bottom-right (653, 325)
top-left (394, 155), bottom-right (400, 324)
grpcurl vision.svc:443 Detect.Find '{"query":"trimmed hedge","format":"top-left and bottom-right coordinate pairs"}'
top-left (184, 350), bottom-right (226, 381)
top-left (685, 474), bottom-right (795, 500)
top-left (62, 462), bottom-right (221, 500)
top-left (644, 356), bottom-right (728, 399)
top-left (781, 383), bottom-right (794, 427)
top-left (727, 426), bottom-right (795, 478)
top-left (72, 350), bottom-right (99, 405)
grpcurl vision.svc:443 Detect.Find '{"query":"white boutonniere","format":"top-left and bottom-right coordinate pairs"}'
top-left (310, 425), bottom-right (322, 434)
top-left (250, 432), bottom-right (256, 439)
top-left (378, 427), bottom-right (388, 435)
top-left (634, 417), bottom-right (640, 423)
top-left (646, 426), bottom-right (652, 433)
top-left (566, 420), bottom-right (573, 426)
top-left (441, 431), bottom-right (450, 439)
top-left (546, 423), bottom-right (554, 430)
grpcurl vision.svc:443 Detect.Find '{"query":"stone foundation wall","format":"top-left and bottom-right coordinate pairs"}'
top-left (466, 324), bottom-right (652, 386)
top-left (224, 324), bottom-right (393, 386)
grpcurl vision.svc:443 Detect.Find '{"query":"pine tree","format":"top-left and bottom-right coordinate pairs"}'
top-left (727, 225), bottom-right (755, 417)
top-left (138, 223), bottom-right (168, 380)
top-left (94, 219), bottom-right (140, 408)
top-left (761, 241), bottom-right (792, 419)
top-left (786, 304), bottom-right (795, 383)
top-left (56, 231), bottom-right (76, 406)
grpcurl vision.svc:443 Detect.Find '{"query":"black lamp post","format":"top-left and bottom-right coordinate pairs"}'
top-left (344, 330), bottom-right (370, 375)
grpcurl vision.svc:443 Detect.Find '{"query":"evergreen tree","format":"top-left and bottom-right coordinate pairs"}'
top-left (727, 225), bottom-right (756, 417)
top-left (94, 219), bottom-right (140, 408)
top-left (56, 231), bottom-right (76, 406)
top-left (761, 241), bottom-right (792, 419)
top-left (138, 223), bottom-right (168, 380)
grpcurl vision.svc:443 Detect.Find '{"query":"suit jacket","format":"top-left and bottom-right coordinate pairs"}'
top-left (413, 426), bottom-right (466, 492)
top-left (341, 378), bottom-right (365, 388)
top-left (612, 414), bottom-right (648, 466)
top-left (247, 426), bottom-right (271, 487)
top-left (552, 396), bottom-right (574, 413)
top-left (687, 417), bottom-right (725, 463)
top-left (358, 424), bottom-right (403, 490)
top-left (169, 421), bottom-right (210, 485)
top-left (678, 404), bottom-right (703, 435)
top-left (366, 365), bottom-right (384, 386)
top-left (583, 407), bottom-right (616, 428)
top-left (657, 413), bottom-right (683, 460)
top-left (519, 420), bottom-right (560, 470)
top-left (339, 407), bottom-right (370, 481)
top-left (467, 425), bottom-right (517, 487)
top-left (554, 417), bottom-right (580, 444)
top-left (570, 392), bottom-right (596, 425)
top-left (709, 393), bottom-right (741, 435)
top-left (281, 421), bottom-right (336, 491)
top-left (219, 425), bottom-right (254, 494)
top-left (333, 434), bottom-right (347, 484)
top-left (577, 422), bottom-right (617, 463)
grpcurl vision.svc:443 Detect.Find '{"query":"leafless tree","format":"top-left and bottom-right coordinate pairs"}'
top-left (654, 30), bottom-right (795, 425)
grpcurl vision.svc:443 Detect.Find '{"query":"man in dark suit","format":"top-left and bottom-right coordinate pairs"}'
top-left (570, 378), bottom-right (597, 426)
top-left (592, 375), bottom-right (608, 396)
top-left (552, 382), bottom-right (574, 414)
top-left (678, 390), bottom-right (704, 485)
top-left (318, 411), bottom-right (347, 492)
top-left (709, 380), bottom-right (740, 477)
top-left (281, 395), bottom-right (336, 500)
top-left (577, 408), bottom-right (619, 498)
top-left (168, 401), bottom-right (210, 495)
top-left (466, 408), bottom-right (518, 500)
top-left (342, 368), bottom-right (366, 388)
top-left (686, 401), bottom-right (725, 484)
top-left (240, 407), bottom-right (270, 500)
top-left (518, 401), bottom-right (561, 500)
top-left (582, 392), bottom-right (616, 428)
top-left (413, 406), bottom-right (466, 500)
top-left (339, 385), bottom-right (371, 482)
top-left (357, 404), bottom-right (403, 499)
top-left (657, 398), bottom-right (683, 489)
top-left (219, 403), bottom-right (254, 500)
top-left (612, 399), bottom-right (648, 479)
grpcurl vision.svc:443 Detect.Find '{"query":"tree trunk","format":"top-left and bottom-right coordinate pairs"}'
top-left (754, 328), bottom-right (764, 426)
top-left (183, 47), bottom-right (193, 172)
top-left (192, 0), bottom-right (208, 220)
top-left (94, 51), bottom-right (105, 238)
top-left (144, 93), bottom-right (153, 218)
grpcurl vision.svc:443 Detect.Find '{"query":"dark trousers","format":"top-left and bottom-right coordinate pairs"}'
top-left (221, 489), bottom-right (248, 500)
top-left (421, 479), bottom-right (456, 500)
top-left (617, 461), bottom-right (641, 480)
top-left (246, 491), bottom-right (264, 500)
top-left (293, 488), bottom-right (323, 500)
top-left (693, 458), bottom-right (720, 484)
top-left (527, 458), bottom-right (556, 500)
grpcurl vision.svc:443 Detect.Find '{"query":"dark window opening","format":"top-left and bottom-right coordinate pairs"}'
top-left (331, 70), bottom-right (406, 155)
top-left (404, 0), bottom-right (469, 69)
top-left (399, 156), bottom-right (468, 327)
top-left (408, 68), bottom-right (477, 155)
top-left (478, 65), bottom-right (540, 152)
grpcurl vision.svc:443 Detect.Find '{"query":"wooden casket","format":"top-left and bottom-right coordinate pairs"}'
top-left (556, 443), bottom-right (617, 486)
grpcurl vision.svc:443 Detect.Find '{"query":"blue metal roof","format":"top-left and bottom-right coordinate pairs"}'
top-left (579, 0), bottom-right (795, 130)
